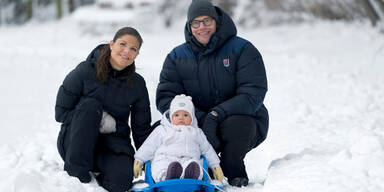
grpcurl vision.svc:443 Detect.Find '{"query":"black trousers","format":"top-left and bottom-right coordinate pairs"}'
top-left (218, 107), bottom-right (269, 181)
top-left (57, 98), bottom-right (133, 192)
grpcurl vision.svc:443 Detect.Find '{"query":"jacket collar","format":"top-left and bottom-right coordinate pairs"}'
top-left (107, 62), bottom-right (134, 79)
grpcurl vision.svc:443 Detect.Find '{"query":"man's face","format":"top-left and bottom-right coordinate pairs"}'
top-left (190, 16), bottom-right (216, 46)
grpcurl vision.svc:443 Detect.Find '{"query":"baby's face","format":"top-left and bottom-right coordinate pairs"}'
top-left (172, 110), bottom-right (192, 126)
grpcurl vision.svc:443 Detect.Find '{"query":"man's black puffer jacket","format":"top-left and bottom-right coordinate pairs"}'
top-left (156, 7), bottom-right (268, 146)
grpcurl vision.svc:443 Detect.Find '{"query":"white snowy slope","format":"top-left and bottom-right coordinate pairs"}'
top-left (0, 16), bottom-right (383, 192)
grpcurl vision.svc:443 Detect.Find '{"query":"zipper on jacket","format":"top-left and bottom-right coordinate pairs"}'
top-left (198, 52), bottom-right (220, 105)
top-left (207, 55), bottom-right (220, 105)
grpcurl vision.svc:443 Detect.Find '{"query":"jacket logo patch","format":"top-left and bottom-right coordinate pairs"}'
top-left (223, 59), bottom-right (230, 67)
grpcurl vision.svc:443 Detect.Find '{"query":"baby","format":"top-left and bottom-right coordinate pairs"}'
top-left (133, 94), bottom-right (224, 182)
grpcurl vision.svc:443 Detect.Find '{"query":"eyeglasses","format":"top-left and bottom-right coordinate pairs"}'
top-left (190, 17), bottom-right (214, 29)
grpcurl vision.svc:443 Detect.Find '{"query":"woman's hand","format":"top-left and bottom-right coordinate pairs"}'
top-left (100, 111), bottom-right (116, 133)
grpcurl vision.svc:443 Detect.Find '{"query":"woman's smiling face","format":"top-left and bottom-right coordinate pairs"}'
top-left (109, 34), bottom-right (140, 71)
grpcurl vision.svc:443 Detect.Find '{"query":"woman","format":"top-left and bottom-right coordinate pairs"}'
top-left (55, 27), bottom-right (152, 192)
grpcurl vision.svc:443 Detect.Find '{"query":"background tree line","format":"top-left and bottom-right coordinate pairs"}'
top-left (0, 0), bottom-right (383, 28)
top-left (0, 0), bottom-right (94, 25)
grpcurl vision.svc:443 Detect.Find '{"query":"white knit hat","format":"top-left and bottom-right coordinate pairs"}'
top-left (170, 94), bottom-right (195, 124)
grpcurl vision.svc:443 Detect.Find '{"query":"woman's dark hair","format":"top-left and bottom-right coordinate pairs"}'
top-left (96, 27), bottom-right (143, 83)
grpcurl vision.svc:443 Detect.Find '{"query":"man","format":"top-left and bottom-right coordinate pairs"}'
top-left (156, 0), bottom-right (269, 187)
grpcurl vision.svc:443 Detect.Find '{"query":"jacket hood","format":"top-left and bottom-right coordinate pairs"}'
top-left (161, 110), bottom-right (199, 128)
top-left (85, 44), bottom-right (105, 65)
top-left (184, 6), bottom-right (237, 55)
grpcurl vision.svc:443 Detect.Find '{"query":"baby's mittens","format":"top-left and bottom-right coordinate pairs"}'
top-left (133, 160), bottom-right (143, 178)
top-left (100, 111), bottom-right (116, 133)
top-left (212, 166), bottom-right (224, 181)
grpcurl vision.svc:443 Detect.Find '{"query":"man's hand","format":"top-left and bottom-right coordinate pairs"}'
top-left (202, 111), bottom-right (220, 149)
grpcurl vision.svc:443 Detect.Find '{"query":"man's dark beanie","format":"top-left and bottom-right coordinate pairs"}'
top-left (187, 0), bottom-right (218, 23)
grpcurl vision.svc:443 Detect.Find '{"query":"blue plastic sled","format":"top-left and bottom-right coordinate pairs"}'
top-left (130, 157), bottom-right (224, 192)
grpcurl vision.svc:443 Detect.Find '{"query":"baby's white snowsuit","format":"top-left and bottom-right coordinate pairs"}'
top-left (134, 110), bottom-right (220, 182)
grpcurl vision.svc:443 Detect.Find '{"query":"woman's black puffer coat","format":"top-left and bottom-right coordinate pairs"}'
top-left (55, 44), bottom-right (152, 156)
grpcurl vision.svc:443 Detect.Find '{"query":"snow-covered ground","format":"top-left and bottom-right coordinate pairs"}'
top-left (0, 13), bottom-right (384, 192)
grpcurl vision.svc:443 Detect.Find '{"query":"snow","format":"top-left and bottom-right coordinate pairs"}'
top-left (1, 11), bottom-right (384, 192)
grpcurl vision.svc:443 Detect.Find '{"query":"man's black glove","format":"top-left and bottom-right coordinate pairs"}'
top-left (202, 111), bottom-right (220, 150)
